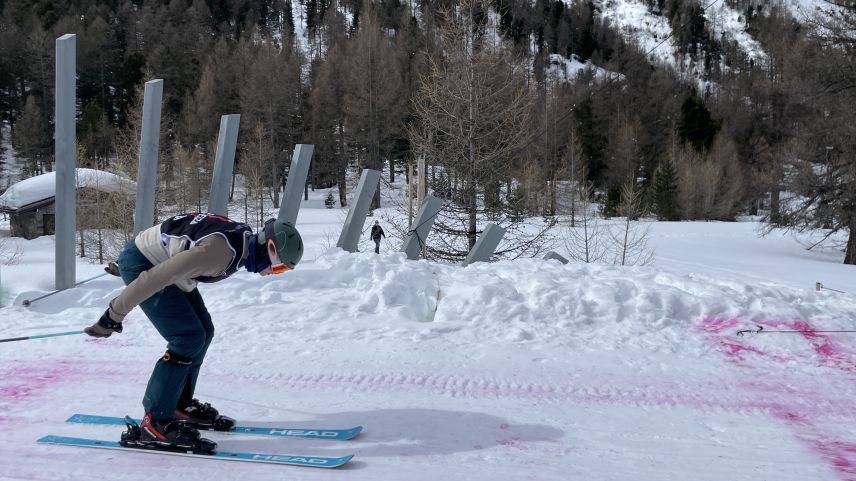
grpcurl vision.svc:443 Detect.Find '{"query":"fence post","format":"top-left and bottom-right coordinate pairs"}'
top-left (337, 169), bottom-right (381, 253)
top-left (463, 223), bottom-right (506, 267)
top-left (55, 34), bottom-right (76, 291)
top-left (278, 144), bottom-right (314, 225)
top-left (401, 195), bottom-right (443, 260)
top-left (133, 79), bottom-right (164, 234)
top-left (208, 114), bottom-right (240, 216)
top-left (543, 251), bottom-right (569, 264)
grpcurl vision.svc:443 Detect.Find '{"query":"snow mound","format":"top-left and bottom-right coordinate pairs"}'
top-left (0, 168), bottom-right (136, 210)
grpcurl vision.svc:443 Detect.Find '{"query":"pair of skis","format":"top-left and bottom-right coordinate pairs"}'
top-left (38, 413), bottom-right (362, 469)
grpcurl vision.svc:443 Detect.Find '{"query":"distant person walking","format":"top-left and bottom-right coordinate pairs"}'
top-left (370, 220), bottom-right (385, 254)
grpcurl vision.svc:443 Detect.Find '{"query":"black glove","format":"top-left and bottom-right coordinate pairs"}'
top-left (85, 310), bottom-right (123, 338)
top-left (104, 261), bottom-right (120, 277)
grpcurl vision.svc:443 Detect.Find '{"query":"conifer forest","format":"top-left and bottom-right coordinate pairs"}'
top-left (0, 0), bottom-right (853, 263)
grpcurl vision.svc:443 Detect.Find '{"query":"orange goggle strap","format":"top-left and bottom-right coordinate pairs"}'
top-left (267, 239), bottom-right (291, 273)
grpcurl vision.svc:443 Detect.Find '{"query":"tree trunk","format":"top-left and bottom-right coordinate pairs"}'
top-left (338, 167), bottom-right (348, 208)
top-left (468, 184), bottom-right (477, 251)
top-left (273, 159), bottom-right (281, 209)
top-left (770, 189), bottom-right (781, 224)
top-left (845, 219), bottom-right (856, 265)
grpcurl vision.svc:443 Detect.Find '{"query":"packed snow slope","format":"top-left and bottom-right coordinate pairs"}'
top-left (1, 194), bottom-right (855, 480)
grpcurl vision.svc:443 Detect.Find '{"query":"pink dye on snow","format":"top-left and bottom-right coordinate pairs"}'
top-left (700, 315), bottom-right (856, 480)
top-left (718, 341), bottom-right (771, 361)
top-left (697, 316), bottom-right (741, 333)
top-left (698, 316), bottom-right (854, 367)
top-left (0, 361), bottom-right (78, 402)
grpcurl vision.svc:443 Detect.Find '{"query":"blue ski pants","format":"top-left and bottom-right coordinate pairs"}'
top-left (117, 241), bottom-right (215, 420)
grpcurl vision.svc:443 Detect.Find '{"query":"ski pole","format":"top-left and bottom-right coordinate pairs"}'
top-left (816, 282), bottom-right (848, 294)
top-left (23, 272), bottom-right (110, 307)
top-left (0, 330), bottom-right (85, 343)
top-left (737, 325), bottom-right (856, 336)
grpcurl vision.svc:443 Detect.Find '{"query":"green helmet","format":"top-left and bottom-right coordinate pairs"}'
top-left (258, 219), bottom-right (303, 270)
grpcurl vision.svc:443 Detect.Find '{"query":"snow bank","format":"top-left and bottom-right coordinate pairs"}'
top-left (0, 168), bottom-right (136, 210)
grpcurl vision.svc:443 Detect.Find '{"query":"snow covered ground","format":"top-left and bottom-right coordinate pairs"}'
top-left (1, 187), bottom-right (855, 480)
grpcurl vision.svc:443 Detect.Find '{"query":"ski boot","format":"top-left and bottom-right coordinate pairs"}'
top-left (175, 398), bottom-right (236, 431)
top-left (120, 414), bottom-right (217, 454)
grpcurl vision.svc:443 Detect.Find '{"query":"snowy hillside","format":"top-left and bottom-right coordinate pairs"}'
top-left (2, 187), bottom-right (856, 480)
top-left (595, 0), bottom-right (766, 72)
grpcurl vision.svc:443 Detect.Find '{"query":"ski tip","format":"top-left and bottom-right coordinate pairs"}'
top-left (326, 453), bottom-right (355, 468)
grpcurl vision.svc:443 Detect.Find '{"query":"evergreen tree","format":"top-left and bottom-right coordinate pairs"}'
top-left (600, 184), bottom-right (621, 218)
top-left (573, 97), bottom-right (608, 183)
top-left (12, 95), bottom-right (51, 175)
top-left (343, 2), bottom-right (405, 208)
top-left (678, 93), bottom-right (720, 152)
top-left (79, 100), bottom-right (114, 168)
top-left (652, 159), bottom-right (680, 221)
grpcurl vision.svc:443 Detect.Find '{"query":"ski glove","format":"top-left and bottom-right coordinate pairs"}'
top-left (85, 310), bottom-right (123, 338)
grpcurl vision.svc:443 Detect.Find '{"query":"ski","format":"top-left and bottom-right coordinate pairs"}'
top-left (66, 414), bottom-right (362, 440)
top-left (37, 435), bottom-right (354, 468)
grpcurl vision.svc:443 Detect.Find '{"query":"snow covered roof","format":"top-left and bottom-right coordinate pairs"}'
top-left (0, 168), bottom-right (136, 211)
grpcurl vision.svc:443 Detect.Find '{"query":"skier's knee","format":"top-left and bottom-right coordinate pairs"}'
top-left (161, 349), bottom-right (192, 365)
top-left (169, 330), bottom-right (207, 359)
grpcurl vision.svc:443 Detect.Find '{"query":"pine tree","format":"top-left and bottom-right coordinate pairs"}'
top-left (343, 3), bottom-right (405, 208)
top-left (678, 93), bottom-right (720, 152)
top-left (652, 159), bottom-right (680, 221)
top-left (600, 184), bottom-right (621, 218)
top-left (12, 95), bottom-right (51, 175)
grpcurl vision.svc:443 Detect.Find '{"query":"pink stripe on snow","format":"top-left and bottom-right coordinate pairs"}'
top-left (700, 315), bottom-right (856, 480)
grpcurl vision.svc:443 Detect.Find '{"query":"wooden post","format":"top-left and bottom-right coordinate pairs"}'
top-left (417, 155), bottom-right (426, 209)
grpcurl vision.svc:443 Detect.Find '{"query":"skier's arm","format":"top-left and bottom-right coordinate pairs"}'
top-left (109, 236), bottom-right (233, 322)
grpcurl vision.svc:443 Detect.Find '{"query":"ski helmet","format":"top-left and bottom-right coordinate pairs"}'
top-left (258, 218), bottom-right (303, 272)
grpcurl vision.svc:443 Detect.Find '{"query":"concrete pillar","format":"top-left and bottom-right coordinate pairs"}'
top-left (401, 195), bottom-right (443, 260)
top-left (54, 34), bottom-right (76, 291)
top-left (133, 79), bottom-right (164, 235)
top-left (463, 223), bottom-right (506, 267)
top-left (337, 169), bottom-right (381, 253)
top-left (543, 251), bottom-right (569, 264)
top-left (278, 144), bottom-right (313, 225)
top-left (208, 114), bottom-right (240, 216)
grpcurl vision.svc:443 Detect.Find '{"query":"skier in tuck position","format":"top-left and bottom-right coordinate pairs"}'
top-left (84, 213), bottom-right (303, 453)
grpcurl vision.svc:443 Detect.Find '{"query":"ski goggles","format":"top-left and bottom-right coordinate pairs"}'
top-left (266, 238), bottom-right (291, 274)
